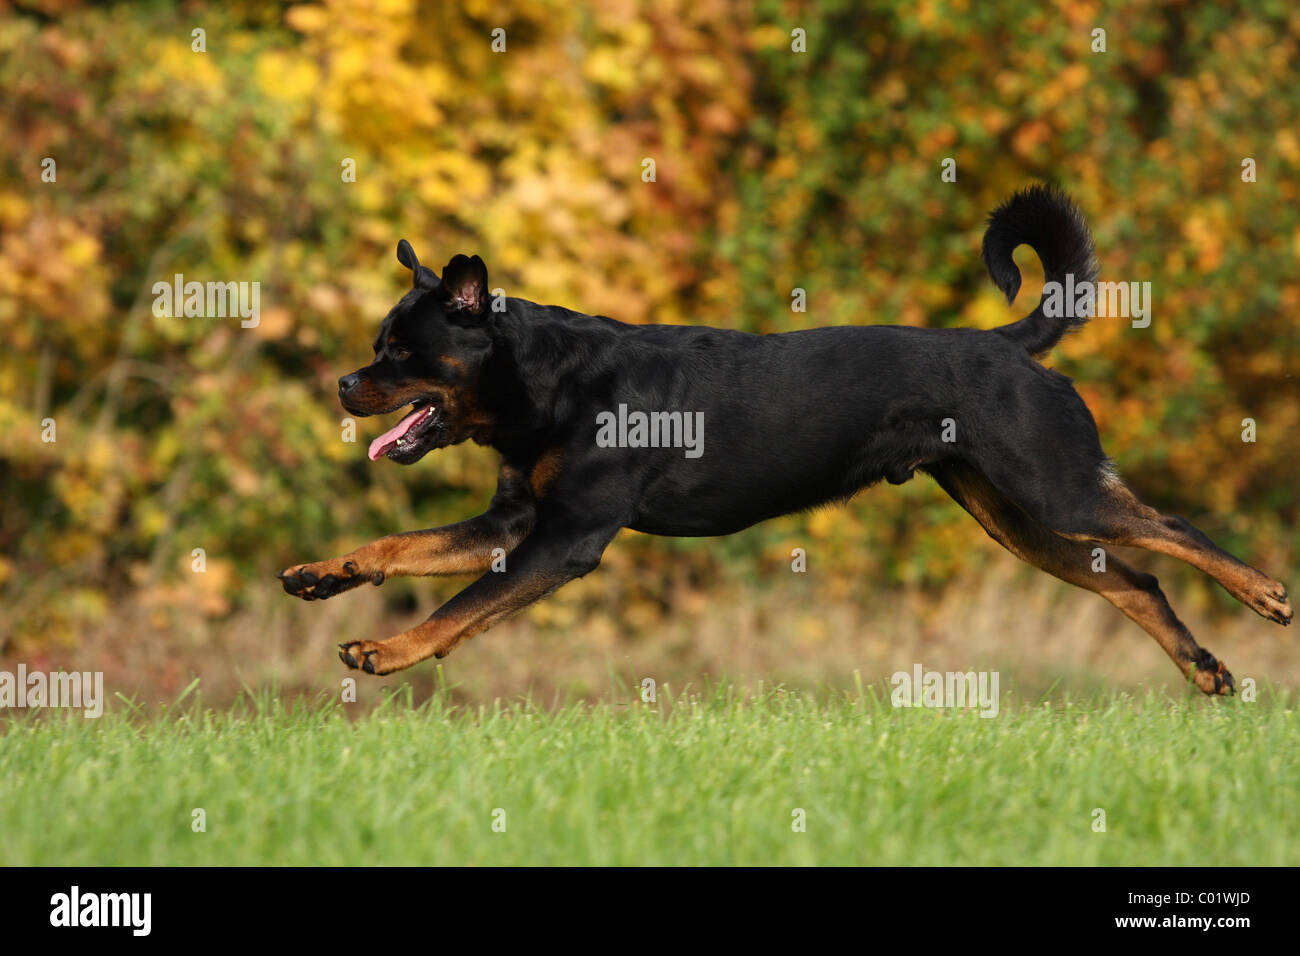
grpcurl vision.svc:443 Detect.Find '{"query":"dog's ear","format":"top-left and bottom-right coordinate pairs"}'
top-left (439, 254), bottom-right (489, 316)
top-left (396, 239), bottom-right (440, 289)
top-left (396, 239), bottom-right (420, 275)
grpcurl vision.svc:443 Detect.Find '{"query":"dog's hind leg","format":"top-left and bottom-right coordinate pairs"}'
top-left (1054, 477), bottom-right (1293, 628)
top-left (927, 460), bottom-right (1235, 694)
top-left (960, 379), bottom-right (1291, 628)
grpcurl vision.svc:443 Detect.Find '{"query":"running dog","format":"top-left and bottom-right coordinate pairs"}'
top-left (279, 186), bottom-right (1291, 693)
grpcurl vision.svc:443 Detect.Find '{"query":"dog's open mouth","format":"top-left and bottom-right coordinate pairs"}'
top-left (367, 400), bottom-right (441, 461)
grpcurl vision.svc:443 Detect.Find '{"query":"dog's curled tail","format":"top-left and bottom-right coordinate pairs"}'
top-left (983, 185), bottom-right (1099, 358)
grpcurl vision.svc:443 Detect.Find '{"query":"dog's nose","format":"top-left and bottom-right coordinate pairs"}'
top-left (338, 373), bottom-right (361, 395)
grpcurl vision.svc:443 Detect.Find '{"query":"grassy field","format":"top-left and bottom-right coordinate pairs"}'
top-left (1, 684), bottom-right (1296, 866)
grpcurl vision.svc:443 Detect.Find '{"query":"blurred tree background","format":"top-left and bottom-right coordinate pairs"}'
top-left (1, 0), bottom-right (1296, 697)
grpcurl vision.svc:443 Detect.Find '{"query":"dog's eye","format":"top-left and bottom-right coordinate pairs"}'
top-left (393, 348), bottom-right (411, 362)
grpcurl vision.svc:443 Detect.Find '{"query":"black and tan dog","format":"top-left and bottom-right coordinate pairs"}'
top-left (279, 186), bottom-right (1291, 693)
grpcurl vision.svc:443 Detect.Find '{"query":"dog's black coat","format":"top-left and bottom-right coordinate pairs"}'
top-left (283, 184), bottom-right (1289, 687)
top-left (349, 186), bottom-right (1108, 539)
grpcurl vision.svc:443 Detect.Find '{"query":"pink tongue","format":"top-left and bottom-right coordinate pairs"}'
top-left (367, 405), bottom-right (434, 460)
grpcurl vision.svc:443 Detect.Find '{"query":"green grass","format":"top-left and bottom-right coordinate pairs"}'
top-left (2, 682), bottom-right (1296, 865)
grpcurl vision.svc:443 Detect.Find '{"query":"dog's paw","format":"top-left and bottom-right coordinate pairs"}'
top-left (1251, 578), bottom-right (1292, 627)
top-left (1192, 657), bottom-right (1235, 697)
top-left (278, 559), bottom-right (383, 601)
top-left (338, 627), bottom-right (456, 675)
top-left (338, 640), bottom-right (382, 673)
top-left (338, 639), bottom-right (423, 675)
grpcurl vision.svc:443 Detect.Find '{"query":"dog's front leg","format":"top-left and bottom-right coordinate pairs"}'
top-left (277, 512), bottom-right (532, 600)
top-left (278, 465), bottom-right (535, 600)
top-left (338, 514), bottom-right (620, 674)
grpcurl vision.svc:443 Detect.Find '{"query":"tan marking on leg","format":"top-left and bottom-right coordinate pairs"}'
top-left (930, 462), bottom-right (1234, 694)
top-left (282, 518), bottom-right (529, 599)
top-left (348, 525), bottom-right (514, 578)
top-left (340, 570), bottom-right (571, 674)
top-left (1059, 482), bottom-right (1292, 626)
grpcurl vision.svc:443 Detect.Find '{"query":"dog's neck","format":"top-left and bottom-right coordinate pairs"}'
top-left (479, 300), bottom-right (621, 457)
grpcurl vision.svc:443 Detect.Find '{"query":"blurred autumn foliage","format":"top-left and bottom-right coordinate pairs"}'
top-left (1, 0), bottom-right (1297, 659)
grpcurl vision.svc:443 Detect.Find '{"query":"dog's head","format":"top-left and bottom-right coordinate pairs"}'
top-left (338, 240), bottom-right (495, 464)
